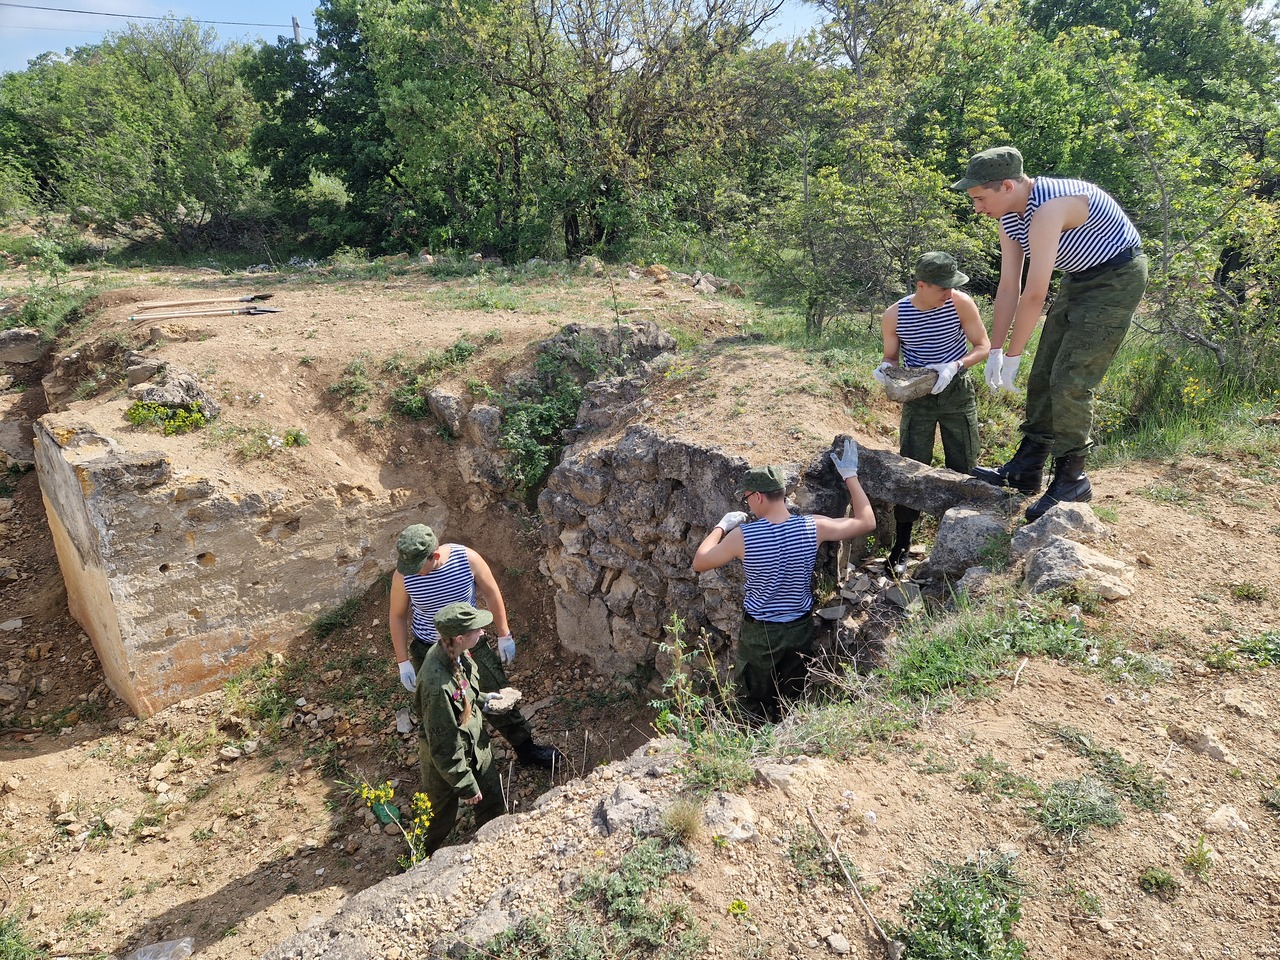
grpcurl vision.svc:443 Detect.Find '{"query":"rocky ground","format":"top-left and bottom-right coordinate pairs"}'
top-left (1, 259), bottom-right (1279, 959)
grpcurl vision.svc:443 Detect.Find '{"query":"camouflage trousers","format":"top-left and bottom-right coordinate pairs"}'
top-left (1024, 254), bottom-right (1149, 457)
top-left (896, 369), bottom-right (979, 524)
top-left (418, 735), bottom-right (504, 855)
top-left (732, 614), bottom-right (815, 724)
top-left (411, 638), bottom-right (533, 749)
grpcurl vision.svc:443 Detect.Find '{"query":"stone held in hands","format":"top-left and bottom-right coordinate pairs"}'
top-left (879, 365), bottom-right (938, 403)
top-left (483, 687), bottom-right (523, 714)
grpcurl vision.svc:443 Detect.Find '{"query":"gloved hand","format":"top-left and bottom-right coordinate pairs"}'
top-left (927, 360), bottom-right (963, 395)
top-left (872, 361), bottom-right (892, 386)
top-left (716, 511), bottom-right (749, 534)
top-left (397, 660), bottom-right (416, 693)
top-left (984, 348), bottom-right (1004, 393)
top-left (999, 353), bottom-right (1022, 392)
top-left (831, 440), bottom-right (859, 479)
top-left (497, 634), bottom-right (516, 664)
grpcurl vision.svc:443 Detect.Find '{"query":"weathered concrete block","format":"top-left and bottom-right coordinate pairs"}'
top-left (34, 417), bottom-right (445, 717)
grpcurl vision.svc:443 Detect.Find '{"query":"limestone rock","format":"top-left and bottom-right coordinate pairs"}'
top-left (1203, 805), bottom-right (1248, 834)
top-left (1222, 688), bottom-right (1266, 718)
top-left (1022, 536), bottom-right (1133, 599)
top-left (1011, 503), bottom-right (1108, 558)
top-left (127, 368), bottom-right (222, 419)
top-left (427, 390), bottom-right (464, 437)
top-left (599, 782), bottom-right (663, 836)
top-left (1168, 723), bottom-right (1238, 765)
top-left (925, 508), bottom-right (1008, 578)
top-left (878, 365), bottom-right (938, 403)
top-left (703, 792), bottom-right (758, 843)
top-left (0, 327), bottom-right (43, 363)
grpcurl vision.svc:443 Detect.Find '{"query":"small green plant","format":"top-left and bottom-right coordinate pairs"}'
top-left (126, 400), bottom-right (208, 435)
top-left (651, 614), bottom-right (771, 793)
top-left (282, 428), bottom-right (309, 447)
top-left (1058, 884), bottom-right (1102, 918)
top-left (0, 914), bottom-right (43, 958)
top-left (1263, 787), bottom-right (1280, 814)
top-left (329, 358), bottom-right (375, 408)
top-left (473, 837), bottom-right (706, 959)
top-left (962, 754), bottom-right (1041, 801)
top-left (1183, 834), bottom-right (1213, 879)
top-left (726, 899), bottom-right (749, 918)
top-left (223, 655), bottom-right (293, 725)
top-left (1037, 722), bottom-right (1168, 811)
top-left (892, 850), bottom-right (1026, 960)
top-left (359, 781), bottom-right (434, 869)
top-left (977, 530), bottom-right (1013, 572)
top-left (1035, 777), bottom-right (1123, 843)
top-left (787, 825), bottom-right (859, 890)
top-left (1229, 582), bottom-right (1268, 602)
top-left (390, 338), bottom-right (483, 418)
top-left (1138, 866), bottom-right (1180, 899)
top-left (311, 596), bottom-right (362, 640)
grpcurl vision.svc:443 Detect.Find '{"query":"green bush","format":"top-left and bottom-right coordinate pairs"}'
top-left (125, 401), bottom-right (207, 435)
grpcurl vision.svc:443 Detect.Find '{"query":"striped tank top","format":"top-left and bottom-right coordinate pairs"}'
top-left (404, 545), bottom-right (475, 644)
top-left (895, 296), bottom-right (967, 367)
top-left (741, 514), bottom-right (818, 622)
top-left (1000, 178), bottom-right (1141, 274)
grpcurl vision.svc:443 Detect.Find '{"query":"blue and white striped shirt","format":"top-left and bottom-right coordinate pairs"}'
top-left (741, 514), bottom-right (818, 622)
top-left (1001, 177), bottom-right (1141, 274)
top-left (404, 545), bottom-right (475, 644)
top-left (895, 296), bottom-right (967, 367)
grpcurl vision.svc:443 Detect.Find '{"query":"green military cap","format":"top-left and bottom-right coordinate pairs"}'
top-left (434, 601), bottom-right (493, 638)
top-left (915, 251), bottom-right (969, 289)
top-left (396, 524), bottom-right (439, 575)
top-left (951, 145), bottom-right (1024, 190)
top-left (735, 465), bottom-right (786, 497)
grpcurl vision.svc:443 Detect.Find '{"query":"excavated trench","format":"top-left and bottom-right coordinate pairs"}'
top-left (25, 313), bottom-right (1015, 719)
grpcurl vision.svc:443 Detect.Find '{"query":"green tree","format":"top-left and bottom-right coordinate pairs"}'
top-left (0, 20), bottom-right (261, 249)
top-left (242, 0), bottom-right (406, 252)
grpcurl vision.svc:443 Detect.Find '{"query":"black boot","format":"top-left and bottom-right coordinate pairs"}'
top-left (515, 741), bottom-right (565, 769)
top-left (971, 436), bottom-right (1051, 495)
top-left (1025, 455), bottom-right (1091, 522)
top-left (885, 520), bottom-right (913, 579)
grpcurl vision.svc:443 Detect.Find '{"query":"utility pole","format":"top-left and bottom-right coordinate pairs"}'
top-left (292, 16), bottom-right (302, 44)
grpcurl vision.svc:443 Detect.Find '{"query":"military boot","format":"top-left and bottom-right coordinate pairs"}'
top-left (1025, 455), bottom-right (1091, 522)
top-left (885, 520), bottom-right (914, 580)
top-left (971, 436), bottom-right (1051, 495)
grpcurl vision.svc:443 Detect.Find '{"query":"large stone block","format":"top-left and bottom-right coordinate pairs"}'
top-left (34, 417), bottom-right (445, 717)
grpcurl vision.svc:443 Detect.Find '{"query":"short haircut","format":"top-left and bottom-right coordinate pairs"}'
top-left (759, 489), bottom-right (785, 503)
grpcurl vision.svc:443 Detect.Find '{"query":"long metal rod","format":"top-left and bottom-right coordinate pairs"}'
top-left (129, 306), bottom-right (282, 321)
top-left (133, 293), bottom-right (274, 310)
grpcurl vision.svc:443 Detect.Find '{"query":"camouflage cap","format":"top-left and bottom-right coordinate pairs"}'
top-left (735, 465), bottom-right (786, 497)
top-left (951, 145), bottom-right (1024, 190)
top-left (434, 601), bottom-right (493, 639)
top-left (396, 524), bottom-right (439, 575)
top-left (915, 251), bottom-right (969, 289)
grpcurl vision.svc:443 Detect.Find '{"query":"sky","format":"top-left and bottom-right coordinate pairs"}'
top-left (0, 0), bottom-right (822, 75)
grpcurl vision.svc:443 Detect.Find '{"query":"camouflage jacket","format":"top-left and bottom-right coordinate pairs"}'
top-left (414, 644), bottom-right (491, 799)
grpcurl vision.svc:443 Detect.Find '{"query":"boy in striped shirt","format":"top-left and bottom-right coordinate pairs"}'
top-left (692, 448), bottom-right (876, 723)
top-left (954, 145), bottom-right (1148, 521)
top-left (874, 251), bottom-right (990, 578)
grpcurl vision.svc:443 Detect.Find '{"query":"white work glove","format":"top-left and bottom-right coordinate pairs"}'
top-left (831, 440), bottom-right (859, 479)
top-left (984, 348), bottom-right (1004, 393)
top-left (716, 511), bottom-right (749, 534)
top-left (999, 353), bottom-right (1022, 393)
top-left (496, 634), bottom-right (516, 664)
top-left (926, 360), bottom-right (963, 395)
top-left (872, 361), bottom-right (892, 386)
top-left (397, 660), bottom-right (416, 693)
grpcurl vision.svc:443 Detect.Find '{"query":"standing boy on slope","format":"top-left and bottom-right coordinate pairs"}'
top-left (954, 145), bottom-right (1147, 520)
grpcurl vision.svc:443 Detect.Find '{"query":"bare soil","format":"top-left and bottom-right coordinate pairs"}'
top-left (2, 261), bottom-right (1279, 959)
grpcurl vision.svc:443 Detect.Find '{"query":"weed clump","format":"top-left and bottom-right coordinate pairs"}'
top-left (892, 850), bottom-right (1027, 960)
